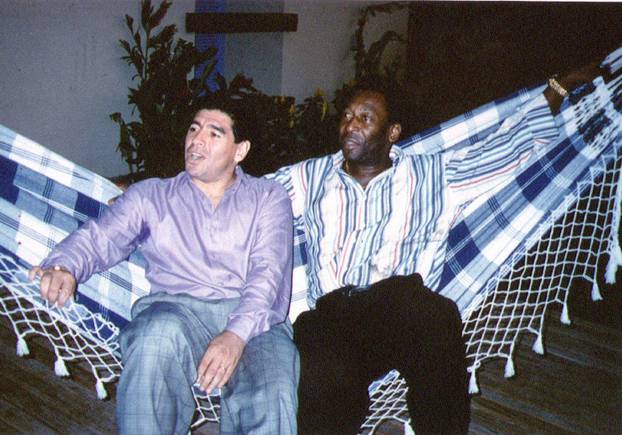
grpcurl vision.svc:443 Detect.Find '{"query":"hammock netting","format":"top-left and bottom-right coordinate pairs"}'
top-left (1, 46), bottom-right (621, 433)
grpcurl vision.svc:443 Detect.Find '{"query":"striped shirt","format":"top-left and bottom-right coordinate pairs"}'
top-left (273, 94), bottom-right (559, 307)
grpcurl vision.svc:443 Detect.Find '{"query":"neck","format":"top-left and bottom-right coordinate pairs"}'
top-left (343, 156), bottom-right (392, 189)
top-left (191, 172), bottom-right (237, 207)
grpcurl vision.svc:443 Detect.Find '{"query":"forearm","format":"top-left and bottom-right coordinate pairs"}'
top-left (225, 187), bottom-right (294, 342)
top-left (449, 93), bottom-right (558, 202)
top-left (40, 186), bottom-right (144, 283)
top-left (544, 59), bottom-right (603, 115)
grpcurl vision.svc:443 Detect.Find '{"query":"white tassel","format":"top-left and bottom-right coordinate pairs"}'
top-left (468, 370), bottom-right (479, 394)
top-left (613, 241), bottom-right (622, 265)
top-left (605, 254), bottom-right (620, 284)
top-left (95, 379), bottom-right (108, 400)
top-left (54, 357), bottom-right (70, 377)
top-left (591, 280), bottom-right (603, 301)
top-left (532, 334), bottom-right (544, 355)
top-left (560, 303), bottom-right (571, 325)
top-left (504, 358), bottom-right (515, 378)
top-left (16, 337), bottom-right (30, 356)
top-left (403, 420), bottom-right (415, 435)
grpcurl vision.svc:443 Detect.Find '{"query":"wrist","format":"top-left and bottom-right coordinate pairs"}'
top-left (548, 75), bottom-right (568, 98)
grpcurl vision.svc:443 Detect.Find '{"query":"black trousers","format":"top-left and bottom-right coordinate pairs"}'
top-left (293, 274), bottom-right (470, 435)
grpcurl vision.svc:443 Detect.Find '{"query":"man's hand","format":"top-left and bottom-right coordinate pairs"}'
top-left (28, 266), bottom-right (77, 308)
top-left (545, 58), bottom-right (605, 115)
top-left (196, 330), bottom-right (245, 394)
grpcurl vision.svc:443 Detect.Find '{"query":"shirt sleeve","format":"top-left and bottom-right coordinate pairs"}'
top-left (224, 182), bottom-right (294, 342)
top-left (446, 93), bottom-right (560, 205)
top-left (40, 184), bottom-right (147, 283)
top-left (267, 162), bottom-right (305, 218)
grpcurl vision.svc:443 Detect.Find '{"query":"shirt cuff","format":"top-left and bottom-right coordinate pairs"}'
top-left (39, 256), bottom-right (79, 280)
top-left (224, 316), bottom-right (255, 343)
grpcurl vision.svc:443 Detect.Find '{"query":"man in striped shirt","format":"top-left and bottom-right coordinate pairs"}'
top-left (277, 64), bottom-right (600, 434)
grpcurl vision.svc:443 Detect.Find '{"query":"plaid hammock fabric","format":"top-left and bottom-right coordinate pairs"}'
top-left (0, 46), bottom-right (621, 431)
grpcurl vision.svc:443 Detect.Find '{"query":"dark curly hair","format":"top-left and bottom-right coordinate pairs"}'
top-left (191, 97), bottom-right (257, 144)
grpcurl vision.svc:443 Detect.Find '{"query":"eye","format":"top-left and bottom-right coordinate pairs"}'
top-left (210, 131), bottom-right (222, 139)
top-left (362, 113), bottom-right (371, 123)
top-left (343, 112), bottom-right (353, 121)
top-left (188, 125), bottom-right (198, 133)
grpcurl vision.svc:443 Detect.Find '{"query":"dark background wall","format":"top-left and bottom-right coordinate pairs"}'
top-left (406, 2), bottom-right (622, 134)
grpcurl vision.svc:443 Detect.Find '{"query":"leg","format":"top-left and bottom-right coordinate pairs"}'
top-left (116, 294), bottom-right (235, 435)
top-left (365, 275), bottom-right (470, 435)
top-left (220, 320), bottom-right (300, 435)
top-left (319, 275), bottom-right (470, 435)
top-left (294, 294), bottom-right (371, 435)
top-left (402, 294), bottom-right (470, 435)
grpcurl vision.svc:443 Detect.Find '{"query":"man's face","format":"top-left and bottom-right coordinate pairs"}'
top-left (184, 109), bottom-right (246, 186)
top-left (339, 90), bottom-right (392, 165)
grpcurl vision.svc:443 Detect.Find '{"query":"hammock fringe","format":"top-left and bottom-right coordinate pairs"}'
top-left (54, 356), bottom-right (70, 377)
top-left (96, 379), bottom-right (108, 400)
top-left (16, 336), bottom-right (29, 356)
top-left (532, 333), bottom-right (545, 355)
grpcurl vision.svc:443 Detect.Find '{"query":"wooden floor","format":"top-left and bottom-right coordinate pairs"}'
top-left (0, 283), bottom-right (620, 434)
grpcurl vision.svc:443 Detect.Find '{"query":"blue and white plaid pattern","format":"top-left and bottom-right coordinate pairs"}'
top-left (1, 47), bottom-right (621, 335)
top-left (0, 125), bottom-right (150, 329)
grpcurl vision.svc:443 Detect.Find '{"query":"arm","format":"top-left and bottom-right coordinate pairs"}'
top-left (29, 184), bottom-right (147, 306)
top-left (196, 183), bottom-right (294, 393)
top-left (448, 59), bottom-right (605, 204)
top-left (544, 59), bottom-right (604, 115)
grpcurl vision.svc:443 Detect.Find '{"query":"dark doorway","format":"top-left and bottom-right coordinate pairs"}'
top-left (406, 2), bottom-right (622, 134)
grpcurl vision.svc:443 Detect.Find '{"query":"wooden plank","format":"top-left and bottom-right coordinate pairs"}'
top-left (186, 12), bottom-right (297, 34)
top-left (472, 317), bottom-right (622, 434)
top-left (0, 398), bottom-right (55, 434)
top-left (0, 317), bottom-right (117, 433)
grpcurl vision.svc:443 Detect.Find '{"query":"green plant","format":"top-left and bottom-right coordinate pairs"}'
top-left (111, 0), bottom-right (406, 180)
top-left (333, 2), bottom-right (408, 117)
top-left (111, 0), bottom-right (335, 179)
top-left (110, 0), bottom-right (218, 179)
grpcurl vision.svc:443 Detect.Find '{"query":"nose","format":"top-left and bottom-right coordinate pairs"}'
top-left (188, 130), bottom-right (207, 150)
top-left (344, 117), bottom-right (359, 134)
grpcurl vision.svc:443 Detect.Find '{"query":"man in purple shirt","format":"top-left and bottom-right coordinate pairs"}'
top-left (29, 101), bottom-right (299, 434)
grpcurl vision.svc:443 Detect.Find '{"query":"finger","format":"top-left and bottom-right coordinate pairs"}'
top-left (204, 364), bottom-right (227, 394)
top-left (48, 273), bottom-right (67, 306)
top-left (59, 274), bottom-right (76, 307)
top-left (196, 353), bottom-right (218, 389)
top-left (28, 266), bottom-right (42, 281)
top-left (216, 365), bottom-right (234, 389)
top-left (200, 360), bottom-right (223, 393)
top-left (49, 287), bottom-right (62, 307)
top-left (196, 353), bottom-right (212, 385)
top-left (39, 272), bottom-right (52, 301)
top-left (56, 282), bottom-right (73, 307)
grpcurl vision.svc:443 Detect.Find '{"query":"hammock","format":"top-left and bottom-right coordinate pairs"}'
top-left (1, 46), bottom-right (621, 432)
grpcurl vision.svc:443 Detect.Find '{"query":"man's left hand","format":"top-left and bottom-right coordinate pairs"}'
top-left (196, 330), bottom-right (245, 394)
top-left (545, 58), bottom-right (605, 115)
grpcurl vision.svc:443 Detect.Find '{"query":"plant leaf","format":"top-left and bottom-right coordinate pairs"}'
top-left (140, 0), bottom-right (153, 30)
top-left (149, 0), bottom-right (172, 29)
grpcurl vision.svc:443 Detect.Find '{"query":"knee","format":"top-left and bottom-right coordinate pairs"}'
top-left (120, 303), bottom-right (192, 358)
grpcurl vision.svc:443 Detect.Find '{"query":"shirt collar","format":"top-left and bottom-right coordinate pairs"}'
top-left (182, 165), bottom-right (246, 198)
top-left (329, 145), bottom-right (405, 183)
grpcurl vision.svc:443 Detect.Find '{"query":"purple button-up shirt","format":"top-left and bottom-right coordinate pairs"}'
top-left (41, 168), bottom-right (293, 342)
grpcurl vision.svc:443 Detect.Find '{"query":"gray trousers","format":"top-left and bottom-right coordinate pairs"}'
top-left (116, 292), bottom-right (299, 435)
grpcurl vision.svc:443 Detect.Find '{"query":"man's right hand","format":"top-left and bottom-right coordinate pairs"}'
top-left (28, 266), bottom-right (77, 308)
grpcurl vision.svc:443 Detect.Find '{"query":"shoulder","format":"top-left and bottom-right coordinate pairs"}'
top-left (138, 172), bottom-right (188, 189)
top-left (119, 173), bottom-right (187, 203)
top-left (242, 172), bottom-right (289, 199)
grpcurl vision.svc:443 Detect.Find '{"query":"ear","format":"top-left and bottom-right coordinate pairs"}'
top-left (234, 140), bottom-right (251, 163)
top-left (388, 123), bottom-right (402, 143)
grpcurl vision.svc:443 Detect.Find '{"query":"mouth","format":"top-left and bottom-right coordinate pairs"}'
top-left (341, 136), bottom-right (361, 151)
top-left (186, 152), bottom-right (205, 162)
